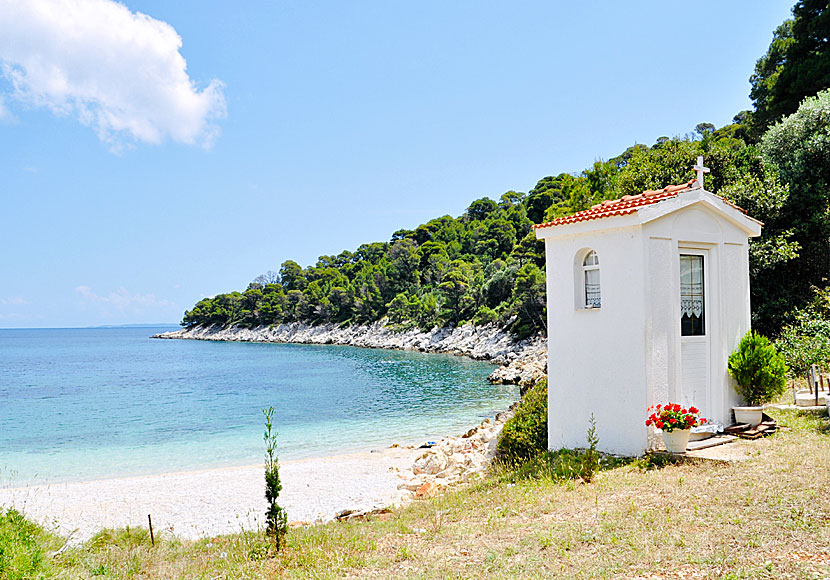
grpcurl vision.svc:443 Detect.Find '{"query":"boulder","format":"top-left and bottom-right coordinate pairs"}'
top-left (435, 464), bottom-right (460, 479)
top-left (413, 452), bottom-right (448, 475)
top-left (415, 481), bottom-right (441, 499)
top-left (485, 438), bottom-right (498, 459)
top-left (398, 480), bottom-right (423, 492)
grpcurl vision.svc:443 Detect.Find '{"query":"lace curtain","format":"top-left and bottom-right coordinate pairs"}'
top-left (680, 284), bottom-right (703, 317)
top-left (585, 275), bottom-right (601, 308)
top-left (680, 254), bottom-right (704, 321)
top-left (584, 252), bottom-right (601, 307)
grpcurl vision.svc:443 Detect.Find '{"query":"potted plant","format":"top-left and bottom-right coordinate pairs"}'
top-left (645, 403), bottom-right (707, 453)
top-left (727, 330), bottom-right (788, 426)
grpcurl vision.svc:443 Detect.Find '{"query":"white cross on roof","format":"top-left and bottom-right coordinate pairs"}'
top-left (693, 155), bottom-right (710, 189)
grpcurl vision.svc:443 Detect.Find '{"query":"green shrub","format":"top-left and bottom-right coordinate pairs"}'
top-left (728, 330), bottom-right (789, 405)
top-left (0, 508), bottom-right (57, 580)
top-left (497, 379), bottom-right (547, 463)
top-left (776, 317), bottom-right (830, 377)
top-left (473, 305), bottom-right (498, 326)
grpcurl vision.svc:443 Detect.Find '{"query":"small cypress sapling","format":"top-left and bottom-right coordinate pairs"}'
top-left (581, 414), bottom-right (600, 483)
top-left (263, 407), bottom-right (287, 549)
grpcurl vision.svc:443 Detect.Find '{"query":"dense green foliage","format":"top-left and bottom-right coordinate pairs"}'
top-left (0, 508), bottom-right (57, 580)
top-left (750, 0), bottom-right (830, 134)
top-left (183, 190), bottom-right (547, 337)
top-left (728, 330), bottom-right (789, 406)
top-left (496, 379), bottom-right (547, 463)
top-left (775, 286), bottom-right (830, 377)
top-left (760, 89), bottom-right (830, 325)
top-left (263, 407), bottom-right (287, 550)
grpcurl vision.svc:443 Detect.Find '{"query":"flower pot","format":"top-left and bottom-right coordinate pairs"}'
top-left (661, 429), bottom-right (691, 453)
top-left (733, 406), bottom-right (763, 427)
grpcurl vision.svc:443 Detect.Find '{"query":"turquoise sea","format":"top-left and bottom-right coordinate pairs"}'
top-left (0, 326), bottom-right (517, 486)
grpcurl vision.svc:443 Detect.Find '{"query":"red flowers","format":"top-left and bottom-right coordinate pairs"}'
top-left (646, 402), bottom-right (707, 433)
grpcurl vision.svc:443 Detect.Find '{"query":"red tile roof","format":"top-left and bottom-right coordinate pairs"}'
top-left (533, 179), bottom-right (699, 229)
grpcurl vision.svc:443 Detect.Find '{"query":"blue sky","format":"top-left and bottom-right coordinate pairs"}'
top-left (0, 0), bottom-right (794, 328)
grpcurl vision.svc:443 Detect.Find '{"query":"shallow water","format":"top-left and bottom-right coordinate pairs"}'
top-left (0, 326), bottom-right (517, 485)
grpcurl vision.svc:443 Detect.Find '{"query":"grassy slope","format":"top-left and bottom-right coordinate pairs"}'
top-left (13, 408), bottom-right (830, 580)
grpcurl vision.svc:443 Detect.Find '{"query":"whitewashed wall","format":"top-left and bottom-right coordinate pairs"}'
top-left (543, 224), bottom-right (650, 456)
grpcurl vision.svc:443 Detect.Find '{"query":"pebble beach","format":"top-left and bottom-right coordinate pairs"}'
top-left (0, 446), bottom-right (420, 543)
top-left (0, 410), bottom-right (512, 544)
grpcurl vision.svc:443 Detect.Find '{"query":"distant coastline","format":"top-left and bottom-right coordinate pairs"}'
top-left (154, 321), bottom-right (547, 388)
top-left (89, 323), bottom-right (179, 329)
top-left (0, 323), bottom-right (179, 331)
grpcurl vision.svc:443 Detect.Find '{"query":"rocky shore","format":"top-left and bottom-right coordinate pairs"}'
top-left (394, 408), bottom-right (513, 501)
top-left (153, 321), bottom-right (547, 388)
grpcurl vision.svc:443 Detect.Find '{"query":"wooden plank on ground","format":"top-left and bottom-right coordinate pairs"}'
top-left (686, 434), bottom-right (738, 451)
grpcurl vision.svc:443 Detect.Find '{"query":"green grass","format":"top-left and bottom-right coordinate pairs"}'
top-left (4, 406), bottom-right (830, 579)
top-left (0, 508), bottom-right (62, 580)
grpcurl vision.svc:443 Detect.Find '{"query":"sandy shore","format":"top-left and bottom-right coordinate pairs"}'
top-left (0, 446), bottom-right (421, 543)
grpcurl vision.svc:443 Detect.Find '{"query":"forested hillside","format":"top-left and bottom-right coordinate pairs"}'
top-left (182, 0), bottom-right (829, 359)
top-left (183, 191), bottom-right (549, 337)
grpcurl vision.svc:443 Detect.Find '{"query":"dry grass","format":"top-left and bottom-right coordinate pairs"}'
top-left (43, 407), bottom-right (830, 579)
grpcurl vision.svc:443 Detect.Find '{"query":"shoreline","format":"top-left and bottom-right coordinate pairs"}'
top-left (0, 412), bottom-right (513, 544)
top-left (0, 324), bottom-right (537, 543)
top-left (154, 321), bottom-right (547, 388)
top-left (0, 446), bottom-right (420, 543)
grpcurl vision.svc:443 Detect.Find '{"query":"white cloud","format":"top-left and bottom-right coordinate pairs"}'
top-left (0, 0), bottom-right (226, 149)
top-left (75, 285), bottom-right (175, 310)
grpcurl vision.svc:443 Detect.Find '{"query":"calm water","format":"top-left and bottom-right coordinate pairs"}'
top-left (0, 327), bottom-right (517, 485)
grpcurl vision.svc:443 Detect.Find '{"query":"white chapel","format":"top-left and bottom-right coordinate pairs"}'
top-left (533, 158), bottom-right (762, 455)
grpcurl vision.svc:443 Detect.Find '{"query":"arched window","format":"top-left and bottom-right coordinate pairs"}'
top-left (583, 250), bottom-right (601, 308)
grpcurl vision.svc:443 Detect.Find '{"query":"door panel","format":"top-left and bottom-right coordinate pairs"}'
top-left (681, 339), bottom-right (708, 412)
